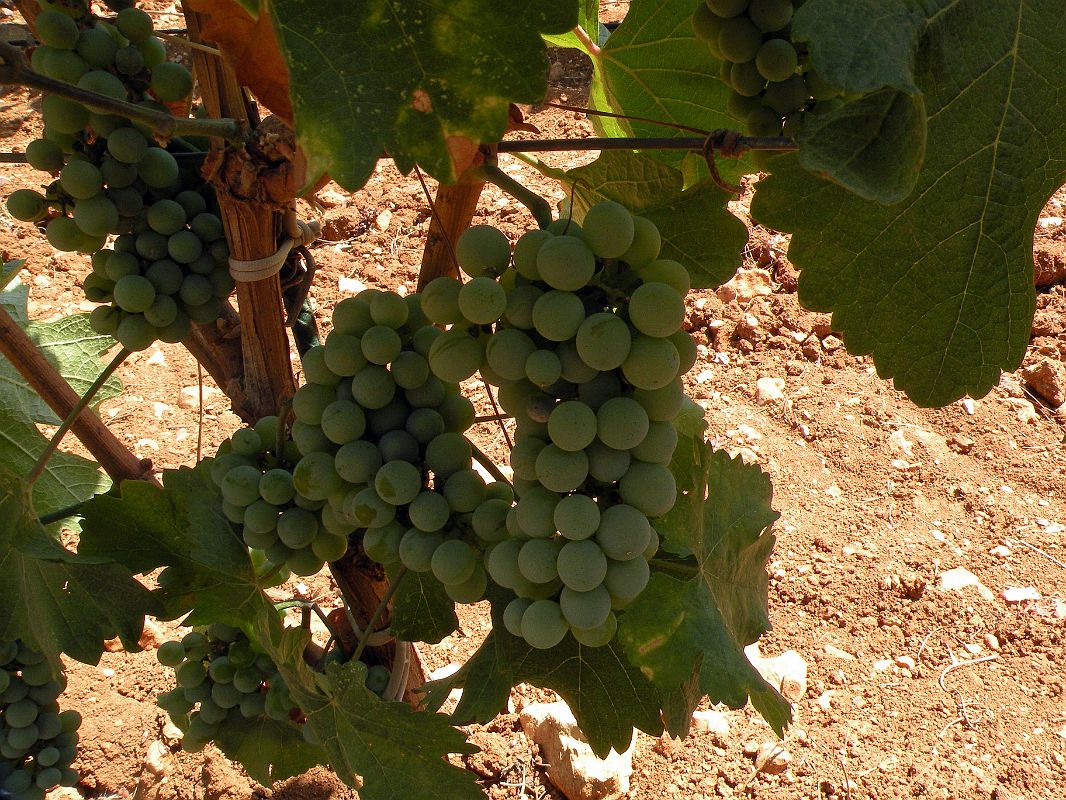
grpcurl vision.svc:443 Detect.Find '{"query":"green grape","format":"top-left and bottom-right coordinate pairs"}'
top-left (112, 274), bottom-right (156, 313)
top-left (334, 440), bottom-right (382, 484)
top-left (471, 497), bottom-right (510, 542)
top-left (405, 407), bottom-right (444, 443)
top-left (531, 290), bottom-right (584, 342)
top-left (175, 660), bottom-right (207, 689)
top-left (42, 125), bottom-right (76, 152)
top-left (147, 198), bottom-right (187, 235)
top-left (748, 0), bottom-right (793, 31)
top-left (483, 328), bottom-right (536, 383)
top-left (142, 261), bottom-right (182, 298)
top-left (524, 349), bottom-right (562, 388)
top-left (291, 382), bottom-right (334, 425)
top-left (151, 61), bottom-right (193, 102)
top-left (276, 507), bottom-right (319, 549)
top-left (184, 296), bottom-right (223, 325)
top-left (323, 332), bottom-right (367, 376)
top-left (320, 399), bottom-right (366, 444)
top-left (730, 59), bottom-right (767, 97)
top-left (103, 128), bottom-right (148, 167)
top-left (115, 44), bottom-right (145, 76)
top-left (350, 364), bottom-right (396, 409)
top-left (554, 494), bottom-right (600, 541)
top-left (575, 312), bottom-right (632, 371)
top-left (242, 500), bottom-right (279, 535)
top-left (175, 190), bottom-right (207, 218)
top-left (536, 235), bottom-right (597, 291)
top-left (362, 521), bottom-right (405, 564)
top-left (671, 330), bottom-right (698, 376)
top-left (191, 212), bottom-right (224, 242)
top-left (707, 0), bottom-right (750, 17)
top-left (5, 697), bottom-right (39, 727)
top-left (311, 530), bottom-right (349, 561)
top-left (88, 304), bottom-right (120, 335)
top-left (545, 217), bottom-right (583, 237)
top-left (455, 224), bottom-right (510, 278)
top-left (595, 503), bottom-right (652, 561)
top-left (40, 94), bottom-right (89, 135)
top-left (580, 200), bottom-right (634, 259)
top-left (629, 281), bottom-right (685, 337)
top-left (398, 528), bottom-right (442, 572)
top-left (115, 314), bottom-right (156, 351)
top-left (25, 138), bottom-right (64, 173)
top-left (692, 3), bottom-right (726, 49)
top-left (457, 276), bottom-right (507, 324)
top-left (594, 396), bottom-right (650, 451)
top-left (560, 585), bottom-right (612, 630)
top-left (439, 392), bottom-right (474, 432)
top-left (631, 420), bottom-right (679, 464)
top-left (390, 350), bottom-right (430, 389)
top-left (368, 290), bottom-right (408, 327)
top-left (604, 555), bottom-right (650, 606)
top-left (221, 464), bottom-right (262, 506)
top-left (37, 746), bottom-right (61, 767)
top-left (756, 38), bottom-right (798, 82)
top-left (36, 10), bottom-right (80, 49)
top-left (571, 611), bottom-right (617, 647)
top-left (6, 189), bottom-right (47, 222)
top-left (508, 435), bottom-right (545, 482)
top-left (521, 600), bottom-right (568, 649)
top-left (299, 345), bottom-right (336, 386)
top-left (2, 771), bottom-right (33, 794)
top-left (639, 261), bottom-right (690, 298)
top-left (443, 468), bottom-right (486, 513)
top-left (73, 194), bottom-right (119, 236)
top-left (423, 431), bottom-right (469, 477)
top-left (374, 460), bottom-right (422, 506)
top-left (504, 284), bottom-right (542, 330)
top-left (138, 148), bottom-right (179, 188)
top-left (619, 461), bottom-right (676, 517)
top-left (764, 73), bottom-right (807, 115)
top-left (547, 401), bottom-right (597, 453)
top-left (177, 273), bottom-right (211, 307)
top-left (168, 230), bottom-right (203, 263)
top-left (287, 547), bottom-right (324, 576)
top-left (535, 444), bottom-right (588, 493)
top-left (512, 228), bottom-right (552, 280)
top-left (360, 324), bottom-right (402, 365)
top-left (517, 538), bottom-right (561, 584)
top-left (430, 539), bottom-right (478, 585)
top-left (619, 216), bottom-right (661, 267)
top-left (513, 485), bottom-right (558, 538)
top-left (44, 217), bottom-right (79, 252)
top-left (622, 336), bottom-right (680, 390)
top-left (717, 16), bottom-right (762, 63)
top-left (76, 27), bottom-right (118, 68)
top-left (503, 597), bottom-right (532, 637)
top-left (364, 664), bottom-right (391, 695)
top-left (116, 7), bottom-right (154, 42)
top-left (293, 451), bottom-right (343, 501)
top-left (207, 655), bottom-right (236, 683)
top-left (428, 328), bottom-right (483, 382)
top-left (346, 487), bottom-right (396, 528)
top-left (108, 186), bottom-right (144, 218)
top-left (420, 276), bottom-right (465, 324)
top-left (556, 539), bottom-right (608, 591)
top-left (405, 490), bottom-right (448, 533)
top-left (138, 36), bottom-right (167, 69)
top-left (77, 70), bottom-right (128, 110)
top-left (60, 161), bottom-right (103, 200)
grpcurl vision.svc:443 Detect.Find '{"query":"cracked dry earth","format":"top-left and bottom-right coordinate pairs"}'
top-left (0, 2), bottom-right (1064, 799)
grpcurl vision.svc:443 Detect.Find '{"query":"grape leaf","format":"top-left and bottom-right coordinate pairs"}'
top-left (620, 439), bottom-right (790, 736)
top-left (427, 592), bottom-right (664, 759)
top-left (79, 466), bottom-right (264, 624)
top-left (543, 0), bottom-right (601, 52)
top-left (0, 264), bottom-right (28, 324)
top-left (751, 0), bottom-right (1066, 406)
top-left (269, 0), bottom-right (576, 190)
top-left (0, 465), bottom-right (157, 666)
top-left (389, 569), bottom-right (458, 645)
top-left (215, 714), bottom-right (326, 786)
top-left (561, 151), bottom-right (748, 288)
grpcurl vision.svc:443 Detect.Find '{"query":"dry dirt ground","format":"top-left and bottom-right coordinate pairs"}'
top-left (0, 2), bottom-right (1064, 799)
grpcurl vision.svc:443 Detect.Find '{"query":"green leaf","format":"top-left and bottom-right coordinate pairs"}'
top-left (0, 465), bottom-right (158, 665)
top-left (79, 467), bottom-right (263, 623)
top-left (431, 593), bottom-right (664, 759)
top-left (389, 569), bottom-right (458, 644)
top-left (215, 714), bottom-right (326, 785)
top-left (0, 264), bottom-right (28, 324)
top-left (543, 0), bottom-right (600, 52)
top-left (0, 394), bottom-right (110, 526)
top-left (271, 0), bottom-right (576, 190)
top-left (751, 0), bottom-right (1066, 406)
top-left (563, 151), bottom-right (748, 288)
top-left (621, 440), bottom-right (790, 736)
top-left (792, 0), bottom-right (925, 95)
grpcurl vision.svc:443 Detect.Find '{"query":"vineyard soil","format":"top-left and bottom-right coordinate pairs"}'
top-left (1, 3), bottom-right (1065, 798)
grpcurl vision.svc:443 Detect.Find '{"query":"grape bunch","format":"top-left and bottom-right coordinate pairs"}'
top-left (4, 4), bottom-right (235, 351)
top-left (290, 288), bottom-right (508, 605)
top-left (691, 0), bottom-right (842, 137)
top-left (0, 641), bottom-right (81, 800)
top-left (209, 413), bottom-right (353, 579)
top-left (422, 202), bottom-right (695, 649)
top-left (156, 624), bottom-right (301, 753)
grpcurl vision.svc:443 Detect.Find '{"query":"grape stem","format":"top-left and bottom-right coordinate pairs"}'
top-left (469, 441), bottom-right (512, 489)
top-left (274, 600), bottom-right (342, 639)
top-left (470, 163), bottom-right (553, 229)
top-left (571, 25), bottom-right (601, 57)
top-left (351, 567), bottom-right (408, 664)
top-left (36, 499), bottom-right (89, 527)
top-left (28, 347), bottom-right (131, 487)
top-left (0, 41), bottom-right (245, 143)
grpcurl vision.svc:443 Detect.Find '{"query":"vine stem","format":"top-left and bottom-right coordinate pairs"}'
top-left (37, 499), bottom-right (88, 526)
top-left (469, 440), bottom-right (512, 488)
top-left (351, 567), bottom-right (408, 664)
top-left (497, 135), bottom-right (798, 155)
top-left (0, 41), bottom-right (244, 142)
top-left (471, 163), bottom-right (553, 229)
top-left (28, 348), bottom-right (131, 487)
top-left (572, 24), bottom-right (601, 57)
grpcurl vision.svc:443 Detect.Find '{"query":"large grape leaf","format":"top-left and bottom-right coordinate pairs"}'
top-left (389, 569), bottom-right (458, 645)
top-left (0, 465), bottom-right (158, 666)
top-left (543, 0), bottom-right (601, 52)
top-left (751, 0), bottom-right (1066, 406)
top-left (269, 0), bottom-right (576, 190)
top-left (559, 151), bottom-right (748, 288)
top-left (215, 714), bottom-right (326, 786)
top-left (424, 590), bottom-right (664, 759)
top-left (619, 440), bottom-right (790, 736)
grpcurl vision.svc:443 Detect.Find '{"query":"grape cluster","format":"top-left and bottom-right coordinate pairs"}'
top-left (423, 202), bottom-right (695, 649)
top-left (290, 288), bottom-right (508, 605)
top-left (0, 641), bottom-right (81, 800)
top-left (691, 0), bottom-right (842, 137)
top-left (156, 624), bottom-right (300, 753)
top-left (4, 4), bottom-right (234, 351)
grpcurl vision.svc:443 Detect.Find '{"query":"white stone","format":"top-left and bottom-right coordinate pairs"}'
top-left (178, 385), bottom-right (223, 409)
top-left (1002, 397), bottom-right (1039, 424)
top-left (161, 720), bottom-right (184, 746)
top-left (887, 429), bottom-right (915, 458)
top-left (375, 208), bottom-right (392, 231)
top-left (143, 740), bottom-right (170, 776)
top-left (938, 567), bottom-right (994, 601)
top-left (1002, 586), bottom-right (1041, 603)
top-left (692, 709), bottom-right (730, 737)
top-left (745, 644), bottom-right (808, 700)
top-left (520, 701), bottom-right (635, 800)
top-left (990, 545), bottom-right (1011, 558)
top-left (754, 742), bottom-right (791, 774)
top-left (823, 644), bottom-right (855, 661)
top-left (961, 398), bottom-right (976, 415)
top-left (338, 277), bottom-right (368, 294)
top-left (755, 377), bottom-right (785, 404)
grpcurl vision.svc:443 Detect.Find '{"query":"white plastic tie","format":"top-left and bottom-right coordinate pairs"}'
top-left (227, 218), bottom-right (321, 282)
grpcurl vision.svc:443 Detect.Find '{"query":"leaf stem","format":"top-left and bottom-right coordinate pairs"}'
top-left (0, 41), bottom-right (244, 143)
top-left (471, 163), bottom-right (553, 229)
top-left (649, 557), bottom-right (700, 578)
top-left (36, 499), bottom-right (88, 526)
top-left (571, 24), bottom-right (601, 57)
top-left (352, 567), bottom-right (408, 664)
top-left (28, 348), bottom-right (131, 487)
